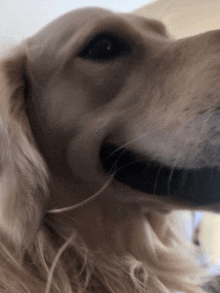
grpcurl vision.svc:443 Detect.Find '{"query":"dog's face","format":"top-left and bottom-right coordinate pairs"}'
top-left (22, 7), bottom-right (220, 214)
top-left (1, 7), bottom-right (220, 232)
top-left (1, 8), bottom-right (220, 292)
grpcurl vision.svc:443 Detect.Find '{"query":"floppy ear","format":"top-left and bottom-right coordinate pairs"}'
top-left (0, 46), bottom-right (49, 258)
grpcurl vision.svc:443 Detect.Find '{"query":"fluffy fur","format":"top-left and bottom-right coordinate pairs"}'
top-left (0, 7), bottom-right (219, 293)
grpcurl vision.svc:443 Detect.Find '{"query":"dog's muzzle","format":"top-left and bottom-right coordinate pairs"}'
top-left (100, 143), bottom-right (220, 206)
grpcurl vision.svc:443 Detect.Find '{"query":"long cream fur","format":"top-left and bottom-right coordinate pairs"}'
top-left (0, 7), bottom-right (212, 293)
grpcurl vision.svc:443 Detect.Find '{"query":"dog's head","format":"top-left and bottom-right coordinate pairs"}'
top-left (1, 6), bottom-right (220, 253)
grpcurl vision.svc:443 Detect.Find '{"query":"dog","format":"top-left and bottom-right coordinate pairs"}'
top-left (1, 6), bottom-right (220, 293)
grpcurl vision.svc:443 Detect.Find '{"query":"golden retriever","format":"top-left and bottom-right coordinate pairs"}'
top-left (0, 7), bottom-right (220, 293)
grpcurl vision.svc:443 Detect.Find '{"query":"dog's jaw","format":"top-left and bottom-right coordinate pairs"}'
top-left (100, 142), bottom-right (220, 209)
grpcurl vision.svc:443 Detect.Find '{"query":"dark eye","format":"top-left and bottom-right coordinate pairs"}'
top-left (79, 34), bottom-right (130, 61)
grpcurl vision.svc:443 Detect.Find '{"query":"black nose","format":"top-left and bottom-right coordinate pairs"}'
top-left (100, 142), bottom-right (220, 206)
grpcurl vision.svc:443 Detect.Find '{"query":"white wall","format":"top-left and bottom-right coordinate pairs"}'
top-left (0, 0), bottom-right (154, 45)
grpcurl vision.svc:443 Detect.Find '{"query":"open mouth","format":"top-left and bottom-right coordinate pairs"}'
top-left (100, 143), bottom-right (220, 206)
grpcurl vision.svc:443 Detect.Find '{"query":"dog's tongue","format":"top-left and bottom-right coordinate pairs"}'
top-left (100, 143), bottom-right (220, 206)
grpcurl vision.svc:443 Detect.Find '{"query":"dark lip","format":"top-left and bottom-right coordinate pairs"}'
top-left (100, 142), bottom-right (220, 206)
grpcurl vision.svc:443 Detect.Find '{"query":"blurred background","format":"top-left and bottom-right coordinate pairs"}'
top-left (1, 0), bottom-right (220, 268)
top-left (0, 0), bottom-right (154, 45)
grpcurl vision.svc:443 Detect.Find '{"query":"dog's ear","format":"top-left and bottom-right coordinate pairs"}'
top-left (0, 46), bottom-right (49, 258)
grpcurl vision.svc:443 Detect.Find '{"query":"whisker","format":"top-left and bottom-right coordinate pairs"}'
top-left (154, 164), bottom-right (162, 194)
top-left (47, 174), bottom-right (114, 214)
top-left (168, 167), bottom-right (174, 195)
